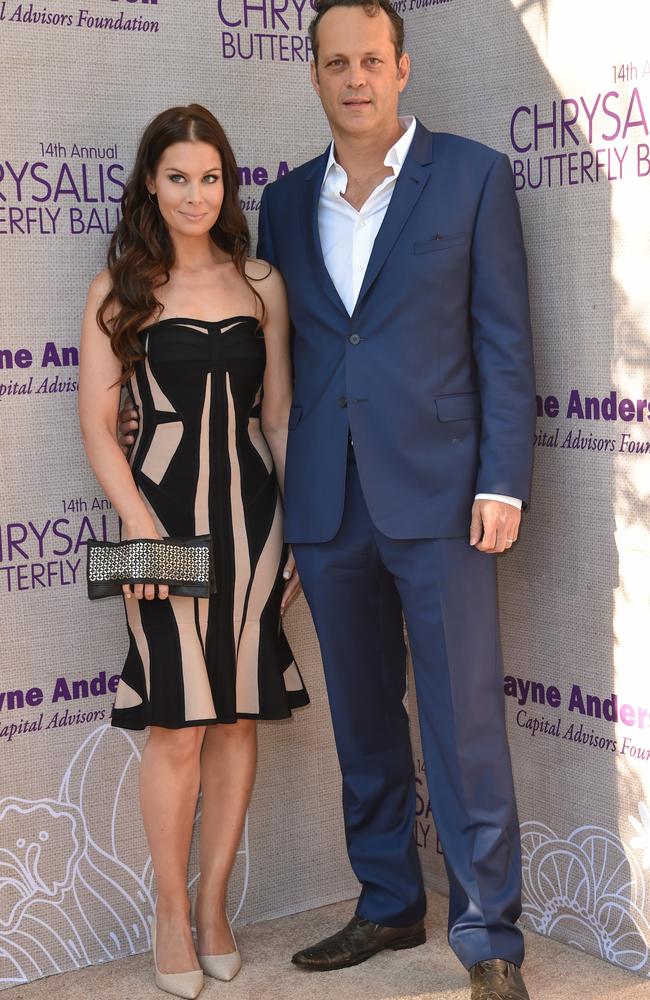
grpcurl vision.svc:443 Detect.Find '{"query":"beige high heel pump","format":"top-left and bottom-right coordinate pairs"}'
top-left (152, 912), bottom-right (204, 999)
top-left (197, 911), bottom-right (242, 981)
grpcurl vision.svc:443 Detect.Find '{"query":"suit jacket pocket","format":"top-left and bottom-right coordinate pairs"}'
top-left (413, 233), bottom-right (467, 254)
top-left (435, 392), bottom-right (481, 421)
top-left (288, 403), bottom-right (303, 430)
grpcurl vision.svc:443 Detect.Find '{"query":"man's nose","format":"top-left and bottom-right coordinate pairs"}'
top-left (346, 62), bottom-right (367, 88)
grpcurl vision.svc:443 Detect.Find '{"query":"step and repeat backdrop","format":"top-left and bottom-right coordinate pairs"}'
top-left (0, 0), bottom-right (649, 989)
top-left (409, 0), bottom-right (650, 980)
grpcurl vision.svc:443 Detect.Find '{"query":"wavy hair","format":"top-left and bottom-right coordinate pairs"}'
top-left (98, 104), bottom-right (262, 381)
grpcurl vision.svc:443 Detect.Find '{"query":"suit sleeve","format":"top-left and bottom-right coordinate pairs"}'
top-left (256, 185), bottom-right (278, 268)
top-left (470, 153), bottom-right (536, 507)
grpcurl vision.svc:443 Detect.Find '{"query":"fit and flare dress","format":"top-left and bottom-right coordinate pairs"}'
top-left (111, 315), bottom-right (309, 730)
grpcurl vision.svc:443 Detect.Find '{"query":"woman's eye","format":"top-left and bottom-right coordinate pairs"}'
top-left (166, 173), bottom-right (220, 184)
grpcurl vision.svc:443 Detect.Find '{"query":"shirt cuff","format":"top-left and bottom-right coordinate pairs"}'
top-left (474, 493), bottom-right (522, 510)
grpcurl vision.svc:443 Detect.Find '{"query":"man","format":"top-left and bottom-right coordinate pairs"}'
top-left (258, 3), bottom-right (535, 998)
top-left (121, 3), bottom-right (535, 996)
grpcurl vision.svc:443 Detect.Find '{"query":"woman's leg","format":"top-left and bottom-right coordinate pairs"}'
top-left (195, 719), bottom-right (257, 955)
top-left (140, 724), bottom-right (206, 973)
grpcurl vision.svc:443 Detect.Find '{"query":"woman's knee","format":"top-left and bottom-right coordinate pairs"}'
top-left (205, 719), bottom-right (256, 746)
top-left (147, 725), bottom-right (205, 764)
top-left (224, 719), bottom-right (256, 737)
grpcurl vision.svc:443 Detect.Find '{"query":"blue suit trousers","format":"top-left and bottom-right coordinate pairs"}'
top-left (292, 449), bottom-right (524, 969)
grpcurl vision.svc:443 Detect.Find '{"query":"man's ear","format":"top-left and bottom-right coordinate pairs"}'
top-left (310, 59), bottom-right (320, 97)
top-left (397, 52), bottom-right (411, 92)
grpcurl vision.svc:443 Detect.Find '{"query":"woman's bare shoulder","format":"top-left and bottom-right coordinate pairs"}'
top-left (244, 256), bottom-right (275, 282)
top-left (245, 256), bottom-right (285, 299)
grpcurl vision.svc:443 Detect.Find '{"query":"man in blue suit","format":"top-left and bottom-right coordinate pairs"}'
top-left (257, 2), bottom-right (535, 998)
top-left (119, 2), bottom-right (534, 994)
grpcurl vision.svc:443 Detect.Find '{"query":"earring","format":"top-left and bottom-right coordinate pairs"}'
top-left (148, 192), bottom-right (157, 206)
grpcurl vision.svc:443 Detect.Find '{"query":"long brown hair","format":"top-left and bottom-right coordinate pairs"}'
top-left (98, 104), bottom-right (262, 380)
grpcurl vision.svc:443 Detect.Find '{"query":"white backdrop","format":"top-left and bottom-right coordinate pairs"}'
top-left (1, 0), bottom-right (649, 988)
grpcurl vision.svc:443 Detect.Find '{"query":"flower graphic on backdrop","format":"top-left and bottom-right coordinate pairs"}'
top-left (0, 799), bottom-right (86, 933)
top-left (629, 802), bottom-right (650, 871)
top-left (0, 728), bottom-right (151, 988)
top-left (520, 821), bottom-right (650, 974)
top-left (0, 725), bottom-right (250, 990)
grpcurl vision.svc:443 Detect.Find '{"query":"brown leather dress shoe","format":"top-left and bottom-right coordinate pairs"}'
top-left (291, 915), bottom-right (426, 971)
top-left (470, 960), bottom-right (530, 1000)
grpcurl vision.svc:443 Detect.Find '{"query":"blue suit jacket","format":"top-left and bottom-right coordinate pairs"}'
top-left (257, 120), bottom-right (536, 543)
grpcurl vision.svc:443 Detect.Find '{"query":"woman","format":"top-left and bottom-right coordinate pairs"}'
top-left (78, 104), bottom-right (308, 999)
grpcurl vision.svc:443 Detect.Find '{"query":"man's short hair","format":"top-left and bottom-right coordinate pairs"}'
top-left (309, 0), bottom-right (405, 65)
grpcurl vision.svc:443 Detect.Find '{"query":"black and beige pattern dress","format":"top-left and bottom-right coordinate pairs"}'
top-left (111, 315), bottom-right (309, 729)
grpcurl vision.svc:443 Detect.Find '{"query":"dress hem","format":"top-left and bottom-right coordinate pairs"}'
top-left (110, 692), bottom-right (310, 731)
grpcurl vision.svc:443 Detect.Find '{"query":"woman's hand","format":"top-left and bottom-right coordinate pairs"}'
top-left (118, 396), bottom-right (138, 455)
top-left (122, 523), bottom-right (169, 601)
top-left (280, 547), bottom-right (302, 616)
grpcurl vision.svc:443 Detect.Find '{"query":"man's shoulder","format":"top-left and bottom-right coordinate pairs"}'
top-left (431, 130), bottom-right (505, 168)
top-left (263, 150), bottom-right (327, 202)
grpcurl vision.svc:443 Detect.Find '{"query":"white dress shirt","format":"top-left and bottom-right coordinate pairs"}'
top-left (317, 115), bottom-right (521, 512)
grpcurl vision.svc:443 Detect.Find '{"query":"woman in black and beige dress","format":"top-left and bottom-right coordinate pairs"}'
top-left (79, 105), bottom-right (307, 999)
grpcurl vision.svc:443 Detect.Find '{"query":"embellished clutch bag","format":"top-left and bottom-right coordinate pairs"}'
top-left (86, 535), bottom-right (216, 599)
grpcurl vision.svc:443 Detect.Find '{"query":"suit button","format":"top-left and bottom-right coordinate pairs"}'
top-left (339, 396), bottom-right (348, 408)
top-left (349, 334), bottom-right (361, 345)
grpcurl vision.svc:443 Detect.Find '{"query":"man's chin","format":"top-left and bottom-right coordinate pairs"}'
top-left (336, 111), bottom-right (378, 136)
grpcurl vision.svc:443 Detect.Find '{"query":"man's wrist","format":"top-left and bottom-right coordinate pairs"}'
top-left (474, 493), bottom-right (522, 511)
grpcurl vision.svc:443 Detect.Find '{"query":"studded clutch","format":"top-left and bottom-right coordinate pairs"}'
top-left (86, 535), bottom-right (216, 599)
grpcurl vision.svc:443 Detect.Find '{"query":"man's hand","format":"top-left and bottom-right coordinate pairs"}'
top-left (117, 396), bottom-right (138, 455)
top-left (470, 499), bottom-right (521, 554)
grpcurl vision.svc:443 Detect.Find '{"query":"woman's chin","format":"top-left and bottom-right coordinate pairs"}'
top-left (168, 219), bottom-right (216, 239)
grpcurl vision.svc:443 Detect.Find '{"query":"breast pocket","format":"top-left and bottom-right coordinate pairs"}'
top-left (413, 233), bottom-right (468, 255)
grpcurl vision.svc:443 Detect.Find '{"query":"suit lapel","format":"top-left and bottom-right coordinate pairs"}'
top-left (353, 121), bottom-right (434, 316)
top-left (303, 151), bottom-right (350, 319)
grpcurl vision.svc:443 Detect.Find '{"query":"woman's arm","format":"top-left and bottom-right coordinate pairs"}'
top-left (257, 263), bottom-right (292, 498)
top-left (253, 261), bottom-right (300, 613)
top-left (78, 271), bottom-right (167, 600)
